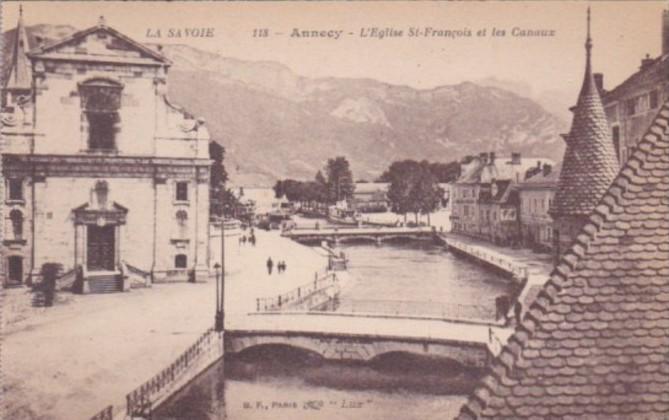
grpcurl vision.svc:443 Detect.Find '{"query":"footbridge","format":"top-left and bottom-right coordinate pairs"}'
top-left (281, 226), bottom-right (437, 244)
top-left (225, 312), bottom-right (512, 369)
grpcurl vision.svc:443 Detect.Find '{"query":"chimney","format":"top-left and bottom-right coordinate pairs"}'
top-left (511, 152), bottom-right (521, 165)
top-left (542, 163), bottom-right (552, 176)
top-left (536, 160), bottom-right (541, 169)
top-left (479, 152), bottom-right (488, 164)
top-left (489, 152), bottom-right (496, 164)
top-left (640, 54), bottom-right (654, 71)
top-left (593, 73), bottom-right (604, 94)
top-left (663, 9), bottom-right (669, 55)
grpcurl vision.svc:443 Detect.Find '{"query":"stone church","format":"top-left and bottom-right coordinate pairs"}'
top-left (1, 11), bottom-right (213, 290)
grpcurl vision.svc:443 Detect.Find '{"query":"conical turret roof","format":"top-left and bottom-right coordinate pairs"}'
top-left (550, 8), bottom-right (619, 217)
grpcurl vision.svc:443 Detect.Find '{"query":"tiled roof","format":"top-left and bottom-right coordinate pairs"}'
top-left (457, 100), bottom-right (669, 419)
top-left (457, 157), bottom-right (554, 185)
top-left (521, 162), bottom-right (562, 187)
top-left (550, 25), bottom-right (619, 217)
top-left (4, 10), bottom-right (32, 90)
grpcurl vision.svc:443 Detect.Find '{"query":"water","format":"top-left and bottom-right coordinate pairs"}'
top-left (154, 349), bottom-right (474, 420)
top-left (335, 240), bottom-right (514, 321)
top-left (156, 236), bottom-right (513, 420)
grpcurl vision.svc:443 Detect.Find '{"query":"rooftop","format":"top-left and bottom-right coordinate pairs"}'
top-left (457, 100), bottom-right (669, 419)
top-left (550, 9), bottom-right (619, 217)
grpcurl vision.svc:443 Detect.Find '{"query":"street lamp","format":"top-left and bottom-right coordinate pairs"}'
top-left (215, 216), bottom-right (226, 333)
top-left (214, 263), bottom-right (223, 331)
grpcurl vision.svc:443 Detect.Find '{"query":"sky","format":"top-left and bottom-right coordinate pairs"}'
top-left (1, 1), bottom-right (666, 99)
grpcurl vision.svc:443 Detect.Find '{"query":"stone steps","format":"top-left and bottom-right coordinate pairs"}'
top-left (88, 274), bottom-right (123, 294)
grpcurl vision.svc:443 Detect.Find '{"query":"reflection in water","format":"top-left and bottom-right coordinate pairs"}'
top-left (155, 240), bottom-right (511, 419)
top-left (155, 345), bottom-right (479, 420)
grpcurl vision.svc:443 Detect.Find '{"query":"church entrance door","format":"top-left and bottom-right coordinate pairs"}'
top-left (87, 225), bottom-right (115, 271)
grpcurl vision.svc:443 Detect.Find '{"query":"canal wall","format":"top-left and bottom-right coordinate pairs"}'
top-left (436, 234), bottom-right (529, 284)
top-left (121, 328), bottom-right (224, 420)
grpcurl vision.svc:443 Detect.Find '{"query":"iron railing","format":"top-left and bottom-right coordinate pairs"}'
top-left (89, 405), bottom-right (113, 420)
top-left (256, 272), bottom-right (338, 311)
top-left (125, 327), bottom-right (221, 418)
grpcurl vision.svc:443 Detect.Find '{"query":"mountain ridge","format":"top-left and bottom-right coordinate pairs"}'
top-left (2, 25), bottom-right (568, 186)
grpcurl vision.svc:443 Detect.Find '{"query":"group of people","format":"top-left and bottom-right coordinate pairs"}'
top-left (266, 257), bottom-right (287, 275)
top-left (239, 229), bottom-right (256, 247)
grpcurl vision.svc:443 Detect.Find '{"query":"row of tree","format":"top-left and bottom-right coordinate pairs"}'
top-left (273, 156), bottom-right (356, 205)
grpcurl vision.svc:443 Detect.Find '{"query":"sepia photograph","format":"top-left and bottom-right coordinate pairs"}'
top-left (0, 1), bottom-right (667, 419)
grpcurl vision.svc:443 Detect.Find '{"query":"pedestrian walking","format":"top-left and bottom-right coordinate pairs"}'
top-left (267, 257), bottom-right (273, 275)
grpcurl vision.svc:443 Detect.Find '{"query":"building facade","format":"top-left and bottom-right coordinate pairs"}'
top-left (601, 10), bottom-right (669, 164)
top-left (450, 152), bottom-right (552, 245)
top-left (1, 14), bottom-right (212, 288)
top-left (517, 163), bottom-right (559, 252)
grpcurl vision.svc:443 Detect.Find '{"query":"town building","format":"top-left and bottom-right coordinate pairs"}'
top-left (457, 98), bottom-right (669, 420)
top-left (450, 152), bottom-right (553, 245)
top-left (349, 182), bottom-right (389, 213)
top-left (1, 12), bottom-right (212, 290)
top-left (517, 162), bottom-right (560, 252)
top-left (601, 9), bottom-right (669, 165)
top-left (549, 10), bottom-right (620, 260)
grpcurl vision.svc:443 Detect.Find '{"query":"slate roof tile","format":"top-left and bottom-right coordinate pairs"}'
top-left (457, 99), bottom-right (669, 419)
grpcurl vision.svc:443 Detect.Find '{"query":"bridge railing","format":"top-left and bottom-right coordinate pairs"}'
top-left (125, 327), bottom-right (222, 418)
top-left (338, 299), bottom-right (496, 322)
top-left (257, 272), bottom-right (338, 311)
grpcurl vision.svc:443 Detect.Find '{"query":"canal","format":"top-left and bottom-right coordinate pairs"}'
top-left (155, 232), bottom-right (515, 419)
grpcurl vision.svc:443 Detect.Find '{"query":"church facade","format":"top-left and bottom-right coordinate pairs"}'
top-left (2, 14), bottom-right (213, 289)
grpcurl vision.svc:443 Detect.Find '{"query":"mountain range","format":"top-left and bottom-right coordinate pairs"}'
top-left (3, 25), bottom-right (569, 186)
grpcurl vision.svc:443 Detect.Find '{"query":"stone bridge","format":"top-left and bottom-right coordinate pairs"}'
top-left (225, 312), bottom-right (512, 369)
top-left (281, 226), bottom-right (437, 245)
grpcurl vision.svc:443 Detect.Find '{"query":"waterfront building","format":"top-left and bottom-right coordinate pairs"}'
top-left (517, 162), bottom-right (560, 252)
top-left (457, 98), bottom-right (669, 420)
top-left (349, 182), bottom-right (389, 213)
top-left (450, 152), bottom-right (552, 244)
top-left (1, 13), bottom-right (212, 289)
top-left (602, 9), bottom-right (669, 164)
top-left (549, 10), bottom-right (619, 260)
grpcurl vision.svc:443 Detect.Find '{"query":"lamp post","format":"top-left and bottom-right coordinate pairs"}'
top-left (214, 263), bottom-right (222, 331)
top-left (214, 215), bottom-right (226, 333)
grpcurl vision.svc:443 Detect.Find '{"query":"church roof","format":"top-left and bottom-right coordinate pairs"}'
top-left (27, 16), bottom-right (170, 66)
top-left (550, 10), bottom-right (620, 217)
top-left (457, 99), bottom-right (669, 419)
top-left (4, 6), bottom-right (32, 90)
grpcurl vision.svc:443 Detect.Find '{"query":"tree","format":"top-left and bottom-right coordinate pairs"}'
top-left (384, 160), bottom-right (444, 224)
top-left (209, 142), bottom-right (228, 218)
top-left (273, 180), bottom-right (285, 199)
top-left (325, 156), bottom-right (355, 203)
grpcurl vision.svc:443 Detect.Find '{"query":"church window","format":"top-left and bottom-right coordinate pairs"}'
top-left (79, 79), bottom-right (122, 151)
top-left (175, 254), bottom-right (187, 269)
top-left (176, 182), bottom-right (189, 202)
top-left (10, 210), bottom-right (23, 240)
top-left (7, 179), bottom-right (23, 201)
